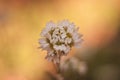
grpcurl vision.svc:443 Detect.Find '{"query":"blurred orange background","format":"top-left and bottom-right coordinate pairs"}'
top-left (0, 0), bottom-right (119, 80)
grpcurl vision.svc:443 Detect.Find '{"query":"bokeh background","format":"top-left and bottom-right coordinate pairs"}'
top-left (0, 0), bottom-right (120, 80)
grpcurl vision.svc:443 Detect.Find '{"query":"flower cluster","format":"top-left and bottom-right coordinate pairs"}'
top-left (39, 20), bottom-right (83, 63)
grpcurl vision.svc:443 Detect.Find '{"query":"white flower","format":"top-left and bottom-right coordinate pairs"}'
top-left (39, 38), bottom-right (50, 50)
top-left (39, 20), bottom-right (83, 63)
top-left (41, 21), bottom-right (56, 37)
top-left (64, 45), bottom-right (70, 54)
top-left (60, 57), bottom-right (87, 75)
top-left (65, 37), bottom-right (72, 44)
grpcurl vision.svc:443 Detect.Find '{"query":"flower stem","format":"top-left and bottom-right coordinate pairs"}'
top-left (54, 62), bottom-right (64, 80)
top-left (56, 62), bottom-right (60, 73)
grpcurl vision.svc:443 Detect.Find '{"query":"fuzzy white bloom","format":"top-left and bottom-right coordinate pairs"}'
top-left (60, 57), bottom-right (87, 75)
top-left (39, 20), bottom-right (83, 63)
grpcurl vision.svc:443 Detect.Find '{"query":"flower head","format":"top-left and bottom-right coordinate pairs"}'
top-left (39, 20), bottom-right (83, 63)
